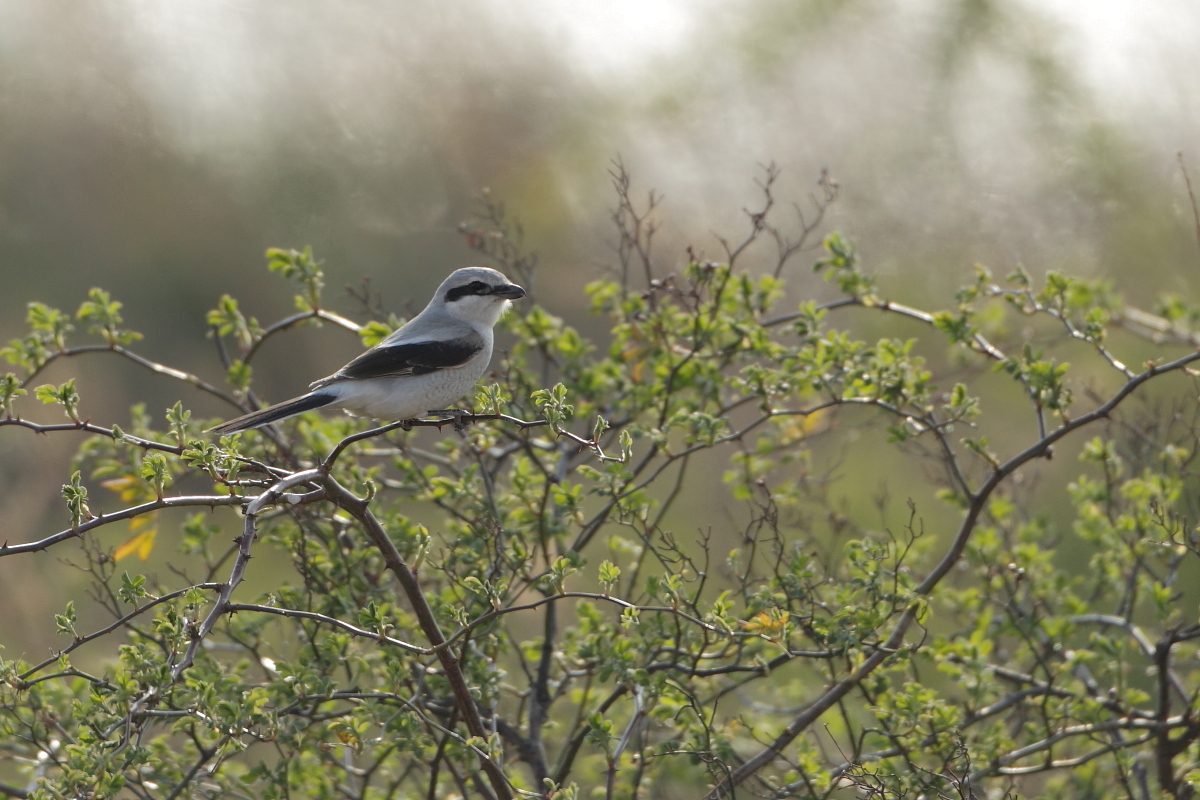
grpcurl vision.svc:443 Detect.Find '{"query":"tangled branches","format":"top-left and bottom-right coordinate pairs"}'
top-left (4, 166), bottom-right (1200, 800)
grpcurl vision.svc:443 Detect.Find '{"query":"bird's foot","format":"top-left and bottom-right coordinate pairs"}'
top-left (427, 409), bottom-right (474, 432)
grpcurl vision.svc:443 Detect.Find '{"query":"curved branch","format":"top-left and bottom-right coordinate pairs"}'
top-left (0, 782), bottom-right (28, 799)
top-left (707, 606), bottom-right (918, 797)
top-left (918, 347), bottom-right (1200, 596)
top-left (762, 297), bottom-right (1006, 362)
top-left (223, 602), bottom-right (428, 654)
top-left (175, 469), bottom-right (325, 679)
top-left (119, 470), bottom-right (326, 731)
top-left (320, 474), bottom-right (515, 800)
top-left (318, 410), bottom-right (614, 475)
top-left (439, 591), bottom-right (835, 656)
top-left (241, 309), bottom-right (362, 366)
top-left (0, 417), bottom-right (185, 455)
top-left (0, 495), bottom-right (242, 557)
top-left (19, 583), bottom-right (223, 681)
top-left (971, 720), bottom-right (1174, 780)
top-left (1118, 306), bottom-right (1200, 347)
top-left (19, 344), bottom-right (240, 408)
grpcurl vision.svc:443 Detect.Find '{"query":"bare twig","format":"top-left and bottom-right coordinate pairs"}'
top-left (223, 602), bottom-right (427, 653)
top-left (0, 495), bottom-right (242, 557)
top-left (1180, 152), bottom-right (1200, 250)
top-left (18, 583), bottom-right (223, 681)
top-left (241, 308), bottom-right (361, 366)
top-left (18, 344), bottom-right (240, 408)
top-left (0, 417), bottom-right (186, 455)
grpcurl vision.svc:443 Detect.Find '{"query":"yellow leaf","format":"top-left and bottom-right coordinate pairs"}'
top-left (802, 408), bottom-right (827, 434)
top-left (782, 411), bottom-right (826, 438)
top-left (619, 344), bottom-right (648, 382)
top-left (114, 526), bottom-right (157, 561)
top-left (101, 475), bottom-right (149, 504)
top-left (127, 512), bottom-right (157, 533)
top-left (100, 475), bottom-right (137, 491)
top-left (739, 609), bottom-right (786, 637)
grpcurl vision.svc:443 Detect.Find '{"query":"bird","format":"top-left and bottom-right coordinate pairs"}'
top-left (208, 266), bottom-right (526, 434)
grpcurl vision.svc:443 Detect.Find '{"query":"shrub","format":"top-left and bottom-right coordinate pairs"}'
top-left (3, 167), bottom-right (1200, 799)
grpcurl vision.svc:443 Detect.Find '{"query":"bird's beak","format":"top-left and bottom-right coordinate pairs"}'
top-left (495, 283), bottom-right (526, 300)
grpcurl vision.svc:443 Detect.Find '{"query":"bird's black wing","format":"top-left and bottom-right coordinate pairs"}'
top-left (311, 333), bottom-right (484, 387)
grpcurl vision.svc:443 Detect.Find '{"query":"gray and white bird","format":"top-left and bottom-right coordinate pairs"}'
top-left (208, 266), bottom-right (526, 434)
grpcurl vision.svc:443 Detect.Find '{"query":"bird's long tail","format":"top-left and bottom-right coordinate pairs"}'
top-left (207, 391), bottom-right (337, 434)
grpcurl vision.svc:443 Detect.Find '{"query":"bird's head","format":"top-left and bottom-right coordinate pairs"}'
top-left (436, 266), bottom-right (527, 326)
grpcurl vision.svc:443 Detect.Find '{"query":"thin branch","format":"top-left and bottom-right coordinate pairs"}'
top-left (223, 602), bottom-right (427, 654)
top-left (319, 411), bottom-right (619, 473)
top-left (440, 592), bottom-right (754, 652)
top-left (919, 346), bottom-right (1200, 597)
top-left (241, 309), bottom-right (362, 366)
top-left (0, 495), bottom-right (242, 557)
top-left (706, 346), bottom-right (1200, 799)
top-left (1180, 152), bottom-right (1200, 251)
top-left (19, 583), bottom-right (223, 681)
top-left (553, 685), bottom-right (629, 784)
top-left (121, 470), bottom-right (326, 728)
top-left (19, 344), bottom-right (240, 408)
top-left (1069, 614), bottom-right (1189, 704)
top-left (0, 417), bottom-right (185, 455)
top-left (972, 719), bottom-right (1176, 780)
top-left (322, 420), bottom-right (413, 470)
top-left (706, 607), bottom-right (918, 798)
top-left (526, 599), bottom-right (555, 784)
top-left (763, 296), bottom-right (1007, 362)
top-left (770, 168), bottom-right (840, 279)
top-left (1119, 306), bottom-right (1200, 347)
top-left (183, 469), bottom-right (326, 675)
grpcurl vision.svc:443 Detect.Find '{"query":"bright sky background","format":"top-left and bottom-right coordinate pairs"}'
top-left (511, 0), bottom-right (704, 76)
top-left (529, 0), bottom-right (1199, 94)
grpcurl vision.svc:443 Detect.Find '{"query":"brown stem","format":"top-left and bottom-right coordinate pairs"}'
top-left (320, 474), bottom-right (514, 800)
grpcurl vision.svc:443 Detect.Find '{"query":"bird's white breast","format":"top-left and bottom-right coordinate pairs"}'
top-left (325, 341), bottom-right (493, 421)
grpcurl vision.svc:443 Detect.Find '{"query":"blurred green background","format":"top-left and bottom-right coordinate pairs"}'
top-left (2, 0), bottom-right (1199, 661)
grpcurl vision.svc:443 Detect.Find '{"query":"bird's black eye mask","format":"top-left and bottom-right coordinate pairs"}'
top-left (444, 280), bottom-right (494, 302)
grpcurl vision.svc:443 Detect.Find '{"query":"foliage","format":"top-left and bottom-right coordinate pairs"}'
top-left (3, 165), bottom-right (1200, 800)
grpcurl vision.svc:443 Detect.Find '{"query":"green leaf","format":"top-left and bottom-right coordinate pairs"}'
top-left (119, 573), bottom-right (148, 605)
top-left (598, 560), bottom-right (620, 594)
top-left (0, 372), bottom-right (25, 417)
top-left (532, 382), bottom-right (574, 429)
top-left (358, 320), bottom-right (394, 348)
top-left (27, 301), bottom-right (73, 349)
top-left (475, 383), bottom-right (506, 415)
top-left (77, 288), bottom-right (141, 345)
top-left (166, 401), bottom-right (191, 445)
top-left (226, 360), bottom-right (252, 392)
top-left (140, 453), bottom-right (172, 498)
top-left (55, 600), bottom-right (77, 637)
top-left (266, 246), bottom-right (324, 311)
top-left (61, 470), bottom-right (90, 528)
top-left (34, 379), bottom-right (81, 420)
